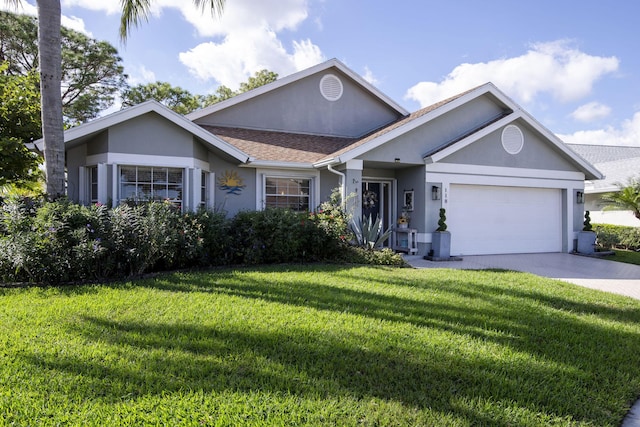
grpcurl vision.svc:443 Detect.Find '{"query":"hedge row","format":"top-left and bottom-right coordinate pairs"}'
top-left (0, 198), bottom-right (404, 284)
top-left (594, 223), bottom-right (640, 250)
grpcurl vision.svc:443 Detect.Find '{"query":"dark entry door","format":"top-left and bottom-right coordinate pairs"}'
top-left (362, 181), bottom-right (391, 234)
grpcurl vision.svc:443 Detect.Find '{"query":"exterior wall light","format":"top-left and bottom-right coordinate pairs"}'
top-left (576, 191), bottom-right (584, 204)
top-left (431, 185), bottom-right (441, 200)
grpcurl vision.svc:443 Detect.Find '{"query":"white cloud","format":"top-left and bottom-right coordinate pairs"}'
top-left (61, 15), bottom-right (91, 35)
top-left (179, 30), bottom-right (325, 90)
top-left (362, 66), bottom-right (380, 86)
top-left (1, 2), bottom-right (91, 35)
top-left (405, 40), bottom-right (619, 108)
top-left (127, 64), bottom-right (157, 86)
top-left (58, 0), bottom-right (324, 90)
top-left (0, 1), bottom-right (36, 15)
top-left (570, 102), bottom-right (612, 122)
top-left (559, 112), bottom-right (640, 146)
top-left (175, 0), bottom-right (324, 89)
top-left (292, 39), bottom-right (325, 71)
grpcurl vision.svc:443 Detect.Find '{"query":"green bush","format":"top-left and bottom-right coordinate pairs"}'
top-left (0, 198), bottom-right (403, 284)
top-left (340, 246), bottom-right (407, 266)
top-left (593, 223), bottom-right (640, 250)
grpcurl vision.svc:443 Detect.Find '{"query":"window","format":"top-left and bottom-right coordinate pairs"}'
top-left (89, 166), bottom-right (98, 203)
top-left (120, 166), bottom-right (183, 208)
top-left (200, 171), bottom-right (208, 208)
top-left (264, 177), bottom-right (310, 212)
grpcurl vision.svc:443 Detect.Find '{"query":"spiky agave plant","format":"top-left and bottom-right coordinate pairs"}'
top-left (350, 214), bottom-right (392, 250)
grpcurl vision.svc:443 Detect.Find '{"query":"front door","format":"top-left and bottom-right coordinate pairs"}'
top-left (362, 181), bottom-right (391, 233)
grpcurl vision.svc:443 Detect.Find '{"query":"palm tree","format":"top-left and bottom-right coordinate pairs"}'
top-left (4, 0), bottom-right (225, 198)
top-left (601, 178), bottom-right (640, 221)
top-left (5, 0), bottom-right (64, 198)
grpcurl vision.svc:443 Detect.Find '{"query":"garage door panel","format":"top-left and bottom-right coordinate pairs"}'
top-left (448, 185), bottom-right (562, 255)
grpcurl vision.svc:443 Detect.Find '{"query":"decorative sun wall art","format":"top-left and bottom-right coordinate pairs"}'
top-left (218, 170), bottom-right (246, 195)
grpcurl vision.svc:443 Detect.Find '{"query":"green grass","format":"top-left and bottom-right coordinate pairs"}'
top-left (2, 265), bottom-right (640, 426)
top-left (604, 249), bottom-right (640, 266)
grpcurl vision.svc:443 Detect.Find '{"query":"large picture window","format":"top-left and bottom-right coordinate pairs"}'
top-left (120, 166), bottom-right (183, 207)
top-left (264, 177), bottom-right (310, 212)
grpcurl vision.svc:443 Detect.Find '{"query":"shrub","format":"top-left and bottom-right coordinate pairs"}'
top-left (0, 198), bottom-right (405, 284)
top-left (436, 208), bottom-right (447, 232)
top-left (340, 246), bottom-right (407, 266)
top-left (593, 223), bottom-right (640, 250)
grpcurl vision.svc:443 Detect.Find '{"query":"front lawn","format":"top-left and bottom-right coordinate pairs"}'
top-left (2, 265), bottom-right (640, 426)
top-left (605, 249), bottom-right (640, 266)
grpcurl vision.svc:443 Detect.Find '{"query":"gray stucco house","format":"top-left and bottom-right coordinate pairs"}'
top-left (58, 59), bottom-right (602, 256)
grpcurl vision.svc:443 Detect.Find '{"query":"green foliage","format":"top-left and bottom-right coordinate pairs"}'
top-left (583, 210), bottom-right (593, 231)
top-left (121, 81), bottom-right (202, 115)
top-left (1, 266), bottom-right (640, 425)
top-left (0, 198), bottom-right (393, 283)
top-left (350, 214), bottom-right (392, 250)
top-left (341, 246), bottom-right (406, 266)
top-left (601, 178), bottom-right (640, 221)
top-left (0, 63), bottom-right (42, 188)
top-left (593, 223), bottom-right (640, 250)
top-left (436, 208), bottom-right (448, 231)
top-left (200, 69), bottom-right (279, 108)
top-left (122, 70), bottom-right (278, 114)
top-left (0, 11), bottom-right (127, 125)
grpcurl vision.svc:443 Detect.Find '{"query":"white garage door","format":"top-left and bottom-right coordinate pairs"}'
top-left (447, 184), bottom-right (562, 255)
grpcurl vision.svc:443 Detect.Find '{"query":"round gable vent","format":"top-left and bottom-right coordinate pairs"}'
top-left (320, 74), bottom-right (343, 101)
top-left (501, 124), bottom-right (524, 155)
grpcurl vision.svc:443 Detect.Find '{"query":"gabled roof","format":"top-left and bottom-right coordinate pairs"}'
top-left (568, 144), bottom-right (640, 192)
top-left (186, 58), bottom-right (409, 121)
top-left (314, 83), bottom-right (603, 180)
top-left (40, 100), bottom-right (250, 163)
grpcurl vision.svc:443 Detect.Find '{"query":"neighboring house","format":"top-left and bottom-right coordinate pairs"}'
top-left (47, 59), bottom-right (602, 256)
top-left (567, 144), bottom-right (640, 227)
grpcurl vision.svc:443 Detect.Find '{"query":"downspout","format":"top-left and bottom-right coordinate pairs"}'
top-left (326, 163), bottom-right (345, 207)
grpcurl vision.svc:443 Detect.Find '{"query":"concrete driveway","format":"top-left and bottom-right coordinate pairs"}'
top-left (407, 253), bottom-right (640, 300)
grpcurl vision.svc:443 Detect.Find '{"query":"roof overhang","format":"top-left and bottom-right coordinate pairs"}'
top-left (187, 58), bottom-right (409, 122)
top-left (34, 100), bottom-right (251, 164)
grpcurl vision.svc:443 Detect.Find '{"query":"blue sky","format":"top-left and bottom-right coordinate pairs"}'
top-left (4, 0), bottom-right (640, 146)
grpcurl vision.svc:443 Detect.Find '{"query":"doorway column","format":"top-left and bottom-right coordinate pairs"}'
top-left (344, 159), bottom-right (363, 219)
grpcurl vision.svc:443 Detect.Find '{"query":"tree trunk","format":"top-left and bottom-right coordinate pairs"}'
top-left (36, 0), bottom-right (65, 198)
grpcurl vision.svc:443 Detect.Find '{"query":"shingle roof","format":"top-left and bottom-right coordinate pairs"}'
top-left (567, 144), bottom-right (640, 164)
top-left (567, 144), bottom-right (640, 192)
top-left (201, 126), bottom-right (356, 163)
top-left (202, 89), bottom-right (476, 165)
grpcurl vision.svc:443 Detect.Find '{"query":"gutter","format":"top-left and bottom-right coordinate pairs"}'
top-left (326, 162), bottom-right (346, 206)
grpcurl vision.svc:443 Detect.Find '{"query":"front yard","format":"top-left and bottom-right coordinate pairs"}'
top-left (1, 265), bottom-right (640, 426)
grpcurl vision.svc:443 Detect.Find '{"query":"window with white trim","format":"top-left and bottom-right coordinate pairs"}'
top-left (119, 166), bottom-right (183, 208)
top-left (264, 177), bottom-right (311, 212)
top-left (89, 166), bottom-right (98, 203)
top-left (200, 171), bottom-right (209, 208)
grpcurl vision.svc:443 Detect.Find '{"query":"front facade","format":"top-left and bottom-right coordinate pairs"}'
top-left (55, 59), bottom-right (602, 256)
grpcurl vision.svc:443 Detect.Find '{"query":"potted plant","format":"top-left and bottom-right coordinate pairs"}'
top-left (397, 210), bottom-right (410, 229)
top-left (577, 210), bottom-right (597, 254)
top-left (431, 208), bottom-right (451, 258)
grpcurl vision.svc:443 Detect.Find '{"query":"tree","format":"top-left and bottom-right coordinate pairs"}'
top-left (0, 63), bottom-right (42, 187)
top-left (121, 82), bottom-right (202, 115)
top-left (124, 70), bottom-right (278, 114)
top-left (0, 10), bottom-right (127, 125)
top-left (201, 69), bottom-right (278, 108)
top-left (601, 178), bottom-right (640, 221)
top-left (4, 0), bottom-right (226, 199)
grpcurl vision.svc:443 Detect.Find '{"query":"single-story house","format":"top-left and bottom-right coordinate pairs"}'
top-left (53, 58), bottom-right (603, 256)
top-left (567, 144), bottom-right (640, 227)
